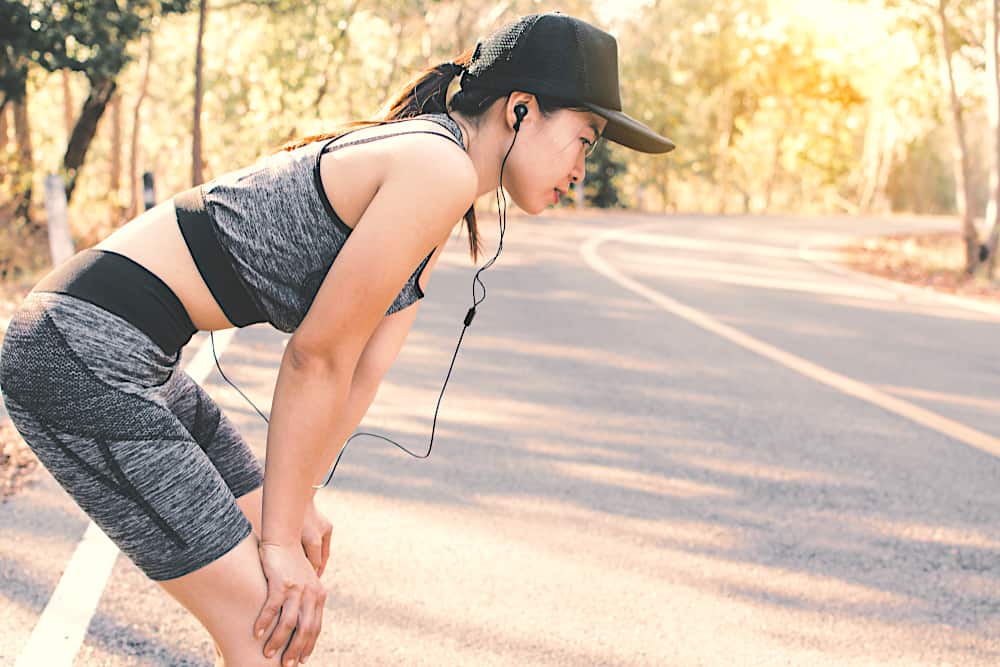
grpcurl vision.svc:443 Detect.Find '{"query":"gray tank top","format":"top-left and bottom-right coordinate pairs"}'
top-left (199, 112), bottom-right (465, 332)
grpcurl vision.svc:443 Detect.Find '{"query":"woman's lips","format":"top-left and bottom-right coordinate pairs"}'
top-left (553, 189), bottom-right (560, 204)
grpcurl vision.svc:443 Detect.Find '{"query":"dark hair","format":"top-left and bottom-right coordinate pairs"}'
top-left (277, 47), bottom-right (588, 263)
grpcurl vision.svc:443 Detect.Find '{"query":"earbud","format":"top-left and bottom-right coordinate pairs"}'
top-left (513, 103), bottom-right (528, 132)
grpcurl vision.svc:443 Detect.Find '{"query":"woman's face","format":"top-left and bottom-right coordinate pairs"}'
top-left (503, 99), bottom-right (608, 215)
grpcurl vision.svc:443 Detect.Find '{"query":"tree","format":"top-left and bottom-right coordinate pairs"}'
top-left (109, 89), bottom-right (122, 225)
top-left (1, 2), bottom-right (38, 224)
top-left (984, 0), bottom-right (1000, 278)
top-left (584, 140), bottom-right (627, 208)
top-left (192, 0), bottom-right (208, 185)
top-left (935, 0), bottom-right (978, 273)
top-left (128, 31), bottom-right (155, 220)
top-left (0, 0), bottom-right (193, 223)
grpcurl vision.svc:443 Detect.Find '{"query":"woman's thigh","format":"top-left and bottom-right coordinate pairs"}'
top-left (165, 364), bottom-right (266, 541)
top-left (1, 292), bottom-right (277, 663)
top-left (0, 293), bottom-right (256, 580)
top-left (166, 368), bottom-right (265, 504)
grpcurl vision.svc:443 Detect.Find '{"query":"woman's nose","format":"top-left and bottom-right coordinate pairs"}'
top-left (570, 155), bottom-right (585, 183)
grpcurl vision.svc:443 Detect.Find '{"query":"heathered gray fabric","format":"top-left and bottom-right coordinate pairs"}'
top-left (200, 112), bottom-right (466, 332)
top-left (0, 291), bottom-right (263, 581)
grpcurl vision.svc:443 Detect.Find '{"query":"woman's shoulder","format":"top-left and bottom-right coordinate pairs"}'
top-left (323, 115), bottom-right (465, 155)
top-left (337, 116), bottom-right (474, 194)
top-left (384, 129), bottom-right (477, 205)
top-left (413, 112), bottom-right (465, 148)
top-left (316, 116), bottom-right (476, 233)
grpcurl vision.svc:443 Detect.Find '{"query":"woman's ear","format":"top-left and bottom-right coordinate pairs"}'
top-left (506, 92), bottom-right (536, 131)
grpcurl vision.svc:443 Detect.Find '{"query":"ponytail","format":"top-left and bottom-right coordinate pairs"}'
top-left (374, 60), bottom-right (466, 118)
top-left (277, 47), bottom-right (483, 262)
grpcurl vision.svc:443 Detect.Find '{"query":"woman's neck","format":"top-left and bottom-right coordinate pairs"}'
top-left (449, 111), bottom-right (508, 198)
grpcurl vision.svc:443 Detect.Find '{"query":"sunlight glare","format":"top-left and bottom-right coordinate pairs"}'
top-left (592, 0), bottom-right (655, 26)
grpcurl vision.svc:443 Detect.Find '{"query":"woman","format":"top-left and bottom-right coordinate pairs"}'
top-left (0, 12), bottom-right (673, 666)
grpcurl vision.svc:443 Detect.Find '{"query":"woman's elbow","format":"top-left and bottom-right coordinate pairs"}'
top-left (284, 337), bottom-right (355, 378)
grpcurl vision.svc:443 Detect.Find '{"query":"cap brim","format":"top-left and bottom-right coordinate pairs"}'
top-left (583, 103), bottom-right (676, 154)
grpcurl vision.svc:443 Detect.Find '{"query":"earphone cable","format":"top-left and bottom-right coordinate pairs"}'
top-left (209, 117), bottom-right (519, 490)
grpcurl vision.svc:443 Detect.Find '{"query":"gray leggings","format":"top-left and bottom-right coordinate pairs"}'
top-left (0, 290), bottom-right (263, 581)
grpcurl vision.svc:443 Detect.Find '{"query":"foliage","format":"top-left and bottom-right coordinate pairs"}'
top-left (1, 0), bottom-right (192, 102)
top-left (1, 0), bottom-right (996, 239)
top-left (584, 139), bottom-right (627, 208)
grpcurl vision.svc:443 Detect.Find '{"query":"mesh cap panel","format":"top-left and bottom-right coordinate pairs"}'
top-left (466, 14), bottom-right (541, 77)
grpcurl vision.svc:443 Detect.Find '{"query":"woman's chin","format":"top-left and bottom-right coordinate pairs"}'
top-left (521, 197), bottom-right (547, 216)
top-left (507, 192), bottom-right (548, 216)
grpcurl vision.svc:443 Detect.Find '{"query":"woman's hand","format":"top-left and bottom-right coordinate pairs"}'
top-left (301, 502), bottom-right (333, 577)
top-left (255, 542), bottom-right (327, 665)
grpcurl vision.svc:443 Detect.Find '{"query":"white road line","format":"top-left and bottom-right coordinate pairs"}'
top-left (15, 329), bottom-right (237, 667)
top-left (580, 222), bottom-right (1000, 460)
top-left (798, 238), bottom-right (1000, 320)
top-left (13, 523), bottom-right (117, 667)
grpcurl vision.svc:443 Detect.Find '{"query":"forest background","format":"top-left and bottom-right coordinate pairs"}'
top-left (1, 0), bottom-right (999, 282)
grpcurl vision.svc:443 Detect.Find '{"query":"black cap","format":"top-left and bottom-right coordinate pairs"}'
top-left (459, 12), bottom-right (675, 154)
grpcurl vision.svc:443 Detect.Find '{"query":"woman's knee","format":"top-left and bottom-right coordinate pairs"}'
top-left (157, 532), bottom-right (284, 666)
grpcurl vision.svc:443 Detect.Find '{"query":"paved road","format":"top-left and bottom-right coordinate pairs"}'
top-left (2, 212), bottom-right (998, 665)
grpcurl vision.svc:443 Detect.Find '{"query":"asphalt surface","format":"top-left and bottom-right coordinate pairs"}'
top-left (1, 211), bottom-right (998, 665)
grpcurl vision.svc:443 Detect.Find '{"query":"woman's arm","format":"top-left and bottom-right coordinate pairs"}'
top-left (260, 142), bottom-right (474, 548)
top-left (307, 294), bottom-right (425, 491)
top-left (299, 240), bottom-right (445, 577)
top-left (252, 137), bottom-right (476, 665)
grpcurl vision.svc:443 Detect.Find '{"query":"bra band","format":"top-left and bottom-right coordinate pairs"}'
top-left (174, 185), bottom-right (266, 327)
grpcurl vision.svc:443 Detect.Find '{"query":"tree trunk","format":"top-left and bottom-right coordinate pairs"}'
top-left (872, 118), bottom-right (897, 213)
top-left (12, 79), bottom-right (34, 227)
top-left (129, 31), bottom-right (155, 220)
top-left (192, 0), bottom-right (208, 186)
top-left (663, 167), bottom-right (672, 212)
top-left (63, 74), bottom-right (117, 203)
top-left (858, 103), bottom-right (884, 212)
top-left (109, 91), bottom-right (123, 225)
top-left (985, 0), bottom-right (1000, 279)
top-left (0, 101), bottom-right (8, 160)
top-left (312, 1), bottom-right (357, 112)
top-left (344, 65), bottom-right (356, 120)
top-left (378, 15), bottom-right (406, 106)
top-left (715, 91), bottom-right (734, 215)
top-left (454, 3), bottom-right (473, 51)
top-left (763, 109), bottom-right (787, 213)
top-left (936, 0), bottom-right (978, 273)
top-left (62, 70), bottom-right (75, 144)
